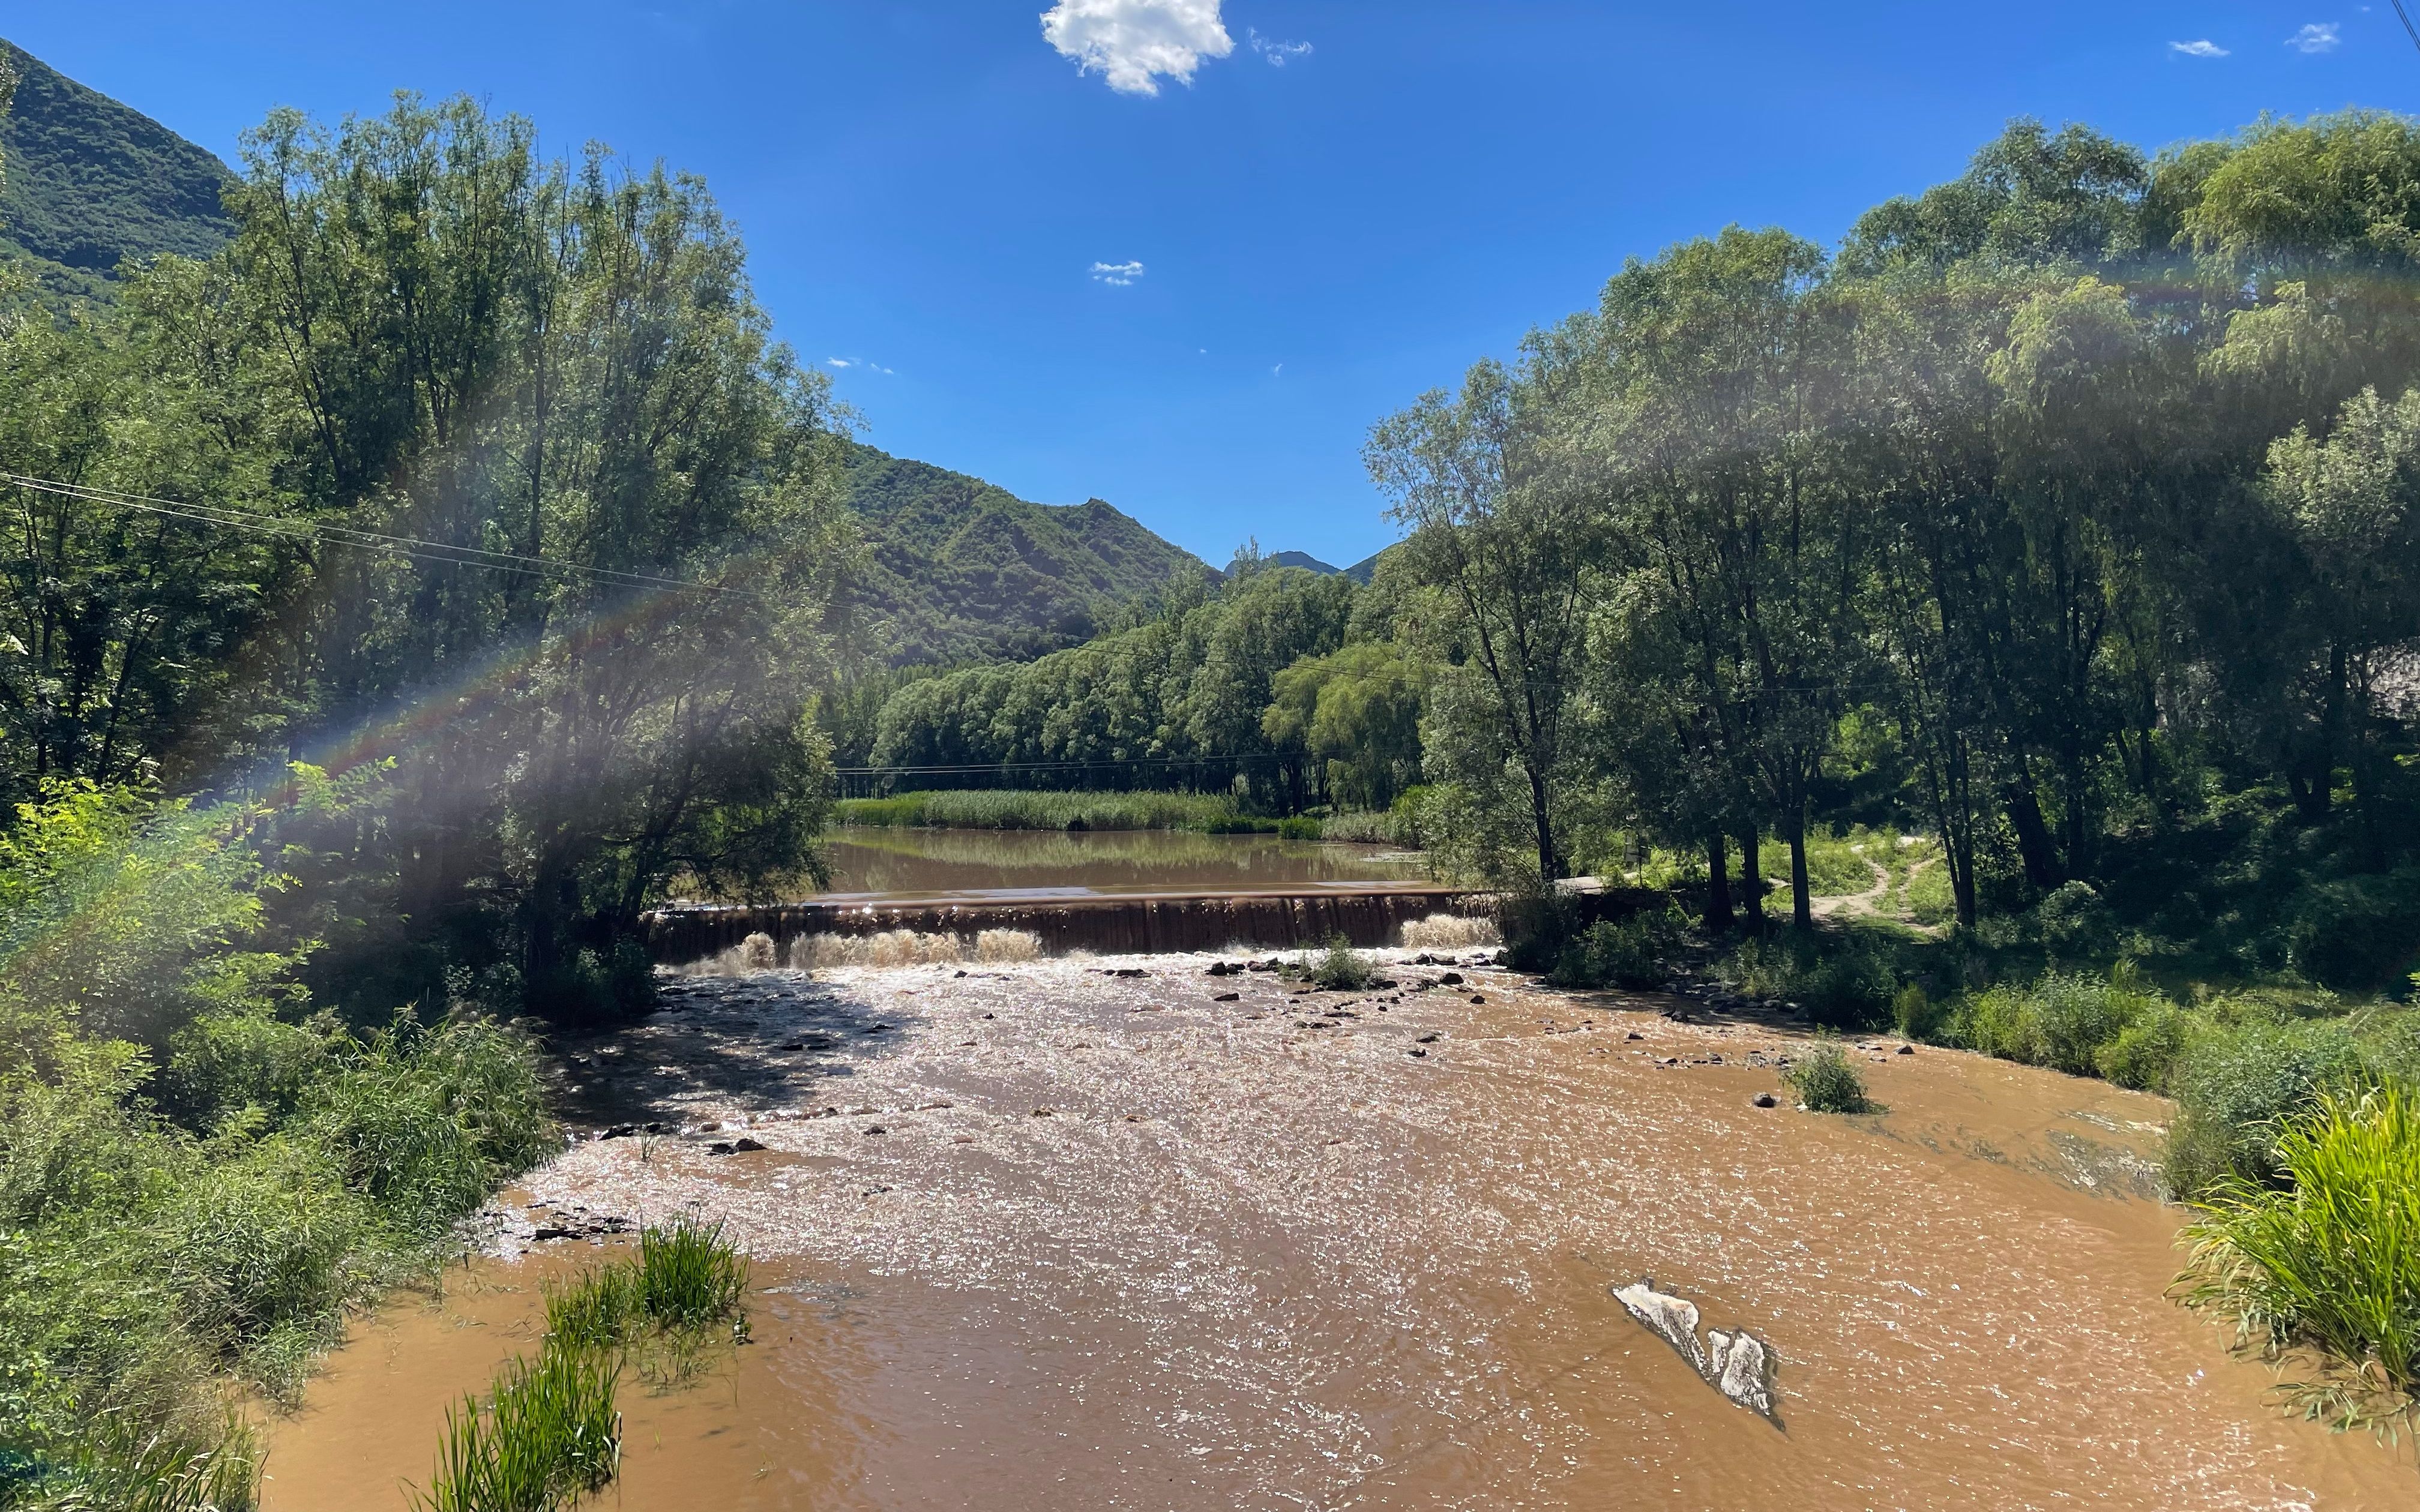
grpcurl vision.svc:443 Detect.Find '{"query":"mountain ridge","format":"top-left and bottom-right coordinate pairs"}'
top-left (0, 39), bottom-right (237, 304)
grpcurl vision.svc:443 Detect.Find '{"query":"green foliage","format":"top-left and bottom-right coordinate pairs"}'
top-left (1263, 641), bottom-right (1428, 809)
top-left (414, 1344), bottom-right (621, 1512)
top-left (1891, 983), bottom-right (1949, 1042)
top-left (2033, 883), bottom-right (2121, 964)
top-left (1718, 931), bottom-right (1899, 1030)
top-left (1274, 816), bottom-right (1322, 841)
top-left (1784, 1043), bottom-right (1876, 1114)
top-left (637, 1214), bottom-right (750, 1331)
top-left (835, 789), bottom-right (1244, 832)
top-left (0, 42), bottom-right (235, 307)
top-left (1548, 906), bottom-right (1690, 990)
top-left (868, 564), bottom-right (1359, 815)
top-left (1952, 971), bottom-right (2161, 1076)
top-left (1308, 937), bottom-right (1374, 992)
top-left (2093, 1003), bottom-right (2203, 1092)
top-left (2176, 1086), bottom-right (2420, 1432)
top-left (2166, 1018), bottom-right (2375, 1196)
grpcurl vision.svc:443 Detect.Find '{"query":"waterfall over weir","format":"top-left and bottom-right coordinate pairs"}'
top-left (642, 886), bottom-right (1503, 964)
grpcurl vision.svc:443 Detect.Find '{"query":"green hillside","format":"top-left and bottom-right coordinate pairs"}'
top-left (0, 39), bottom-right (237, 304)
top-left (843, 442), bottom-right (1210, 664)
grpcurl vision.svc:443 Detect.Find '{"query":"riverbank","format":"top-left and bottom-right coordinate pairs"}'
top-left (263, 951), bottom-right (2409, 1509)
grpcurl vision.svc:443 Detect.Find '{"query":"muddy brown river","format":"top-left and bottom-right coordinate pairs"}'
top-left (261, 952), bottom-right (2410, 1509)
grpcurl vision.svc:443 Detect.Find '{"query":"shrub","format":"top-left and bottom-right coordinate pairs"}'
top-left (2093, 1003), bottom-right (2201, 1092)
top-left (1891, 983), bottom-right (1950, 1042)
top-left (2034, 881), bottom-right (2120, 963)
top-left (2175, 1085), bottom-right (2420, 1429)
top-left (1275, 815), bottom-right (1323, 841)
top-left (2288, 869), bottom-right (2420, 991)
top-left (1952, 972), bottom-right (2155, 1076)
top-left (2164, 1018), bottom-right (2373, 1197)
top-left (1784, 1043), bottom-right (1875, 1113)
top-left (159, 1011), bottom-right (331, 1130)
top-left (1549, 907), bottom-right (1689, 991)
top-left (1309, 937), bottom-right (1374, 992)
top-left (1799, 946), bottom-right (1896, 1031)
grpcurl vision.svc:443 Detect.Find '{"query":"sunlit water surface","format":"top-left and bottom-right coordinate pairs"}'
top-left (262, 956), bottom-right (2412, 1510)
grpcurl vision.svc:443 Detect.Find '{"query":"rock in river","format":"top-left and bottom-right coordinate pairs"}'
top-left (1612, 1277), bottom-right (1781, 1424)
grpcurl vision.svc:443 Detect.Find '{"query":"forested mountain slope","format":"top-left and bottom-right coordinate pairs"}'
top-left (843, 441), bottom-right (1211, 664)
top-left (0, 39), bottom-right (237, 303)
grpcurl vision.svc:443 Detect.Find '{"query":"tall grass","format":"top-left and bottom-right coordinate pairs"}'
top-left (413, 1346), bottom-right (621, 1512)
top-left (421, 1217), bottom-right (748, 1510)
top-left (835, 790), bottom-right (1248, 833)
top-left (638, 1216), bottom-right (748, 1330)
top-left (2176, 1085), bottom-right (2420, 1432)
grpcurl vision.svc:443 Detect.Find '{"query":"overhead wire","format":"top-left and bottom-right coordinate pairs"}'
top-left (2, 472), bottom-right (767, 601)
top-left (2395, 0), bottom-right (2420, 55)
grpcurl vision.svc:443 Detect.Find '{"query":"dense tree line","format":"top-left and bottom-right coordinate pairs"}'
top-left (1370, 115), bottom-right (2420, 986)
top-left (0, 94), bottom-right (853, 1012)
top-left (867, 550), bottom-right (1427, 809)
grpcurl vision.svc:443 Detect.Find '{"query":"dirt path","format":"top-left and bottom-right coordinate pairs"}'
top-left (262, 952), bottom-right (2410, 1510)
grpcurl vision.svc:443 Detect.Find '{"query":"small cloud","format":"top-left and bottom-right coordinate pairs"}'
top-left (2288, 22), bottom-right (2341, 52)
top-left (825, 356), bottom-right (895, 375)
top-left (826, 358), bottom-right (852, 368)
top-left (1090, 260), bottom-right (1146, 286)
top-left (1272, 362), bottom-right (1283, 377)
top-left (2170, 38), bottom-right (2229, 56)
top-left (1248, 28), bottom-right (1313, 66)
top-left (1041, 0), bottom-right (1233, 96)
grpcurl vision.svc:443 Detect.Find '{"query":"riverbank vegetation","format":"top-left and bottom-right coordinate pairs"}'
top-left (0, 85), bottom-right (846, 1506)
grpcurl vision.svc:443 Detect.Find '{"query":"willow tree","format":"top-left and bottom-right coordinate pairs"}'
top-left (1367, 357), bottom-right (1600, 883)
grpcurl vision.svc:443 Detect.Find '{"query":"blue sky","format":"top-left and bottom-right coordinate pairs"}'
top-left (9, 3), bottom-right (2418, 566)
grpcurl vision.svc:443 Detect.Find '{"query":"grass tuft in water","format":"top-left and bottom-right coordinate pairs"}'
top-left (639, 1214), bottom-right (749, 1330)
top-left (1783, 1042), bottom-right (1877, 1114)
top-left (2175, 1084), bottom-right (2420, 1435)
top-left (412, 1343), bottom-right (621, 1512)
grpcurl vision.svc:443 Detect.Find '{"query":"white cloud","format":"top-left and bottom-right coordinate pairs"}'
top-left (826, 358), bottom-right (852, 368)
top-left (825, 356), bottom-right (894, 374)
top-left (1090, 260), bottom-right (1146, 286)
top-left (1041, 0), bottom-right (1233, 95)
top-left (1248, 28), bottom-right (1313, 66)
top-left (2289, 22), bottom-right (2341, 52)
top-left (2170, 38), bottom-right (2230, 56)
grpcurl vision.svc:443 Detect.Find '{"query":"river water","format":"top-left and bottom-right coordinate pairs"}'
top-left (260, 952), bottom-right (2410, 1510)
top-left (816, 826), bottom-right (1428, 899)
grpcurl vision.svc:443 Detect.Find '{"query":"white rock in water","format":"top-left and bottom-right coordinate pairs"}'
top-left (1612, 1279), bottom-right (1707, 1376)
top-left (1612, 1277), bottom-right (1781, 1423)
top-left (1705, 1327), bottom-right (1780, 1420)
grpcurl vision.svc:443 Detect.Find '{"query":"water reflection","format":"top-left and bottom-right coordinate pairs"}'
top-left (816, 826), bottom-right (1428, 899)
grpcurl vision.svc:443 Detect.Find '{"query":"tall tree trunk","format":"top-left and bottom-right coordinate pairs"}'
top-left (1704, 830), bottom-right (1734, 932)
top-left (2003, 770), bottom-right (2062, 891)
top-left (1737, 824), bottom-right (1766, 935)
top-left (1526, 763), bottom-right (1559, 882)
top-left (1785, 800), bottom-right (1813, 929)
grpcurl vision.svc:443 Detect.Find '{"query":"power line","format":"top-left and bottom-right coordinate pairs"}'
top-left (2395, 0), bottom-right (2420, 55)
top-left (3, 473), bottom-right (766, 601)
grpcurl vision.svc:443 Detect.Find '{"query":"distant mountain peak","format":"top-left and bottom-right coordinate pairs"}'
top-left (0, 39), bottom-right (238, 304)
top-left (1268, 550), bottom-right (1341, 575)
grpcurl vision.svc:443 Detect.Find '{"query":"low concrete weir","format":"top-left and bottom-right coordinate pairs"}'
top-left (642, 885), bottom-right (1500, 961)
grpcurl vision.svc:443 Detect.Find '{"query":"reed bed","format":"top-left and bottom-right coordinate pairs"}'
top-left (2176, 1085), bottom-right (2420, 1433)
top-left (835, 790), bottom-right (1247, 833)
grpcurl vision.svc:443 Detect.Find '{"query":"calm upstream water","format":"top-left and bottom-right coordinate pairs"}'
top-left (814, 826), bottom-right (1429, 899)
